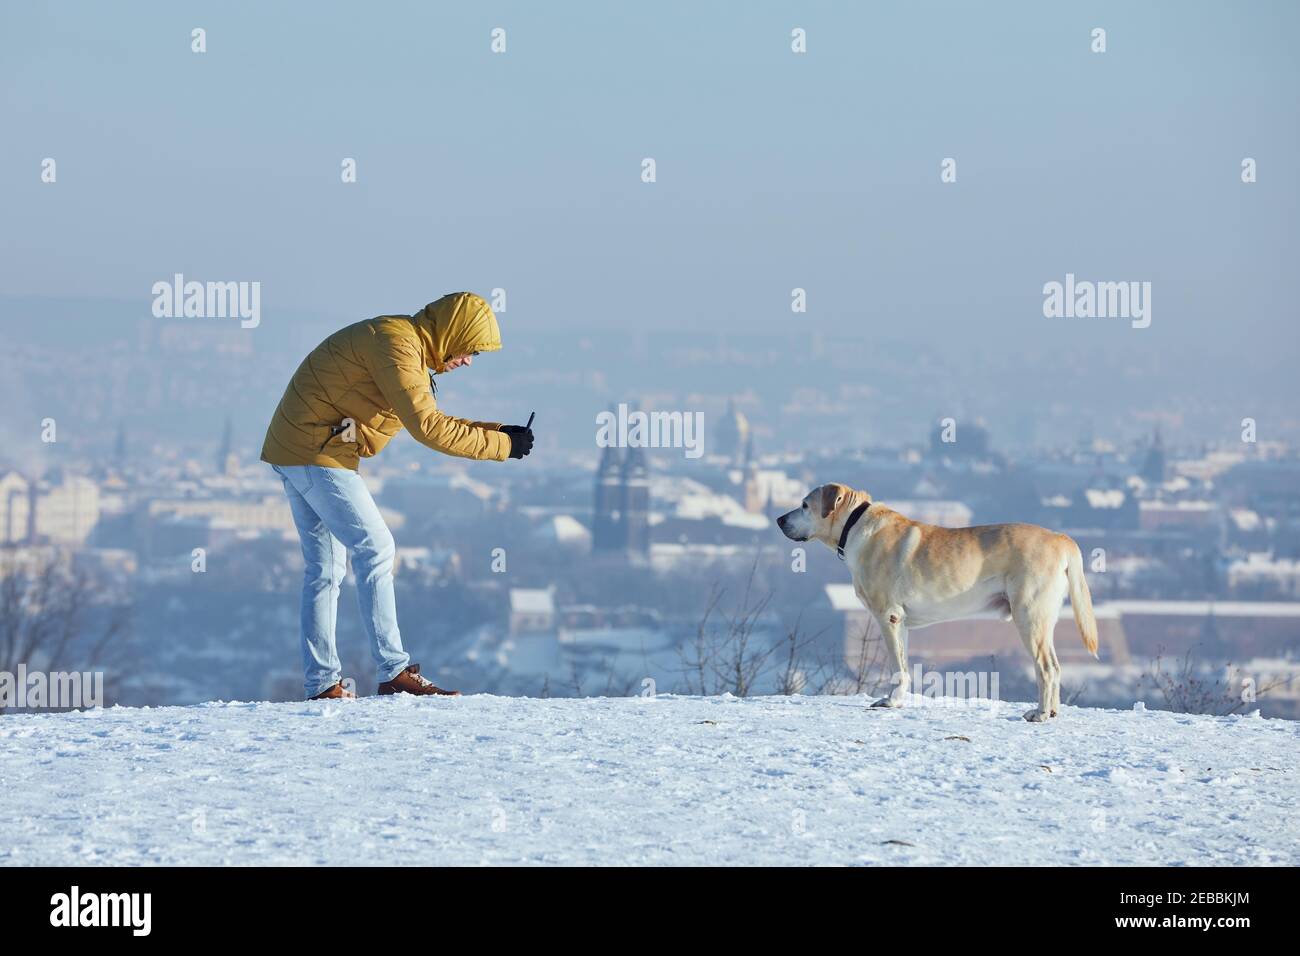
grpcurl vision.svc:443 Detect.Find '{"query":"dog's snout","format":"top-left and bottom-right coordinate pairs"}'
top-left (776, 509), bottom-right (806, 541)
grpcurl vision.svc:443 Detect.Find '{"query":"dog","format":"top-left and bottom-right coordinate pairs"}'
top-left (777, 483), bottom-right (1098, 721)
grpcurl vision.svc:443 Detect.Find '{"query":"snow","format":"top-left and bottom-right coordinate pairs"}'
top-left (826, 583), bottom-right (863, 612)
top-left (531, 514), bottom-right (592, 546)
top-left (0, 694), bottom-right (1296, 866)
top-left (671, 491), bottom-right (769, 529)
top-left (1084, 488), bottom-right (1127, 509)
top-left (508, 587), bottom-right (556, 614)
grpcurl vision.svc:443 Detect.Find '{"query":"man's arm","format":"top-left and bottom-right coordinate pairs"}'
top-left (365, 332), bottom-right (510, 462)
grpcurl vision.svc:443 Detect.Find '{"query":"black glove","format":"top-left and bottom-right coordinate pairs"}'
top-left (501, 425), bottom-right (534, 459)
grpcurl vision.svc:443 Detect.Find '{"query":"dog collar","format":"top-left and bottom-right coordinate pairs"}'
top-left (836, 501), bottom-right (872, 560)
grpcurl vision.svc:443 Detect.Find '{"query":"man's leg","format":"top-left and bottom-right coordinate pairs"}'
top-left (273, 464), bottom-right (347, 697)
top-left (298, 465), bottom-right (411, 683)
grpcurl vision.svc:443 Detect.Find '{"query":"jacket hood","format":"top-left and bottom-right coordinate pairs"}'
top-left (412, 292), bottom-right (502, 372)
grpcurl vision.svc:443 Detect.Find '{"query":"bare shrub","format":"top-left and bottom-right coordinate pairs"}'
top-left (1141, 644), bottom-right (1294, 716)
top-left (0, 549), bottom-right (132, 713)
top-left (677, 560), bottom-right (779, 697)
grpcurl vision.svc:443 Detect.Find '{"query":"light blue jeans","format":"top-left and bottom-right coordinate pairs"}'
top-left (271, 464), bottom-right (410, 697)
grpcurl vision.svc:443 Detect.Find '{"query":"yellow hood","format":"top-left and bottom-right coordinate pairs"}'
top-left (413, 292), bottom-right (502, 372)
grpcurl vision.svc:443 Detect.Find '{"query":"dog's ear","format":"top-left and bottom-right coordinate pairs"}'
top-left (819, 484), bottom-right (841, 519)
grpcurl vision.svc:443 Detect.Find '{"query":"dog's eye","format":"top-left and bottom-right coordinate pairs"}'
top-left (802, 502), bottom-right (808, 510)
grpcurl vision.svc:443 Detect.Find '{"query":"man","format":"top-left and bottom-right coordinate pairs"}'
top-left (260, 292), bottom-right (533, 700)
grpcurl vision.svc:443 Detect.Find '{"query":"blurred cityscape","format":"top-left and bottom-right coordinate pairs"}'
top-left (3, 303), bottom-right (1299, 718)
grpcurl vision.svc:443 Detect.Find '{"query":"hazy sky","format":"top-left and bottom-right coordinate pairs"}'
top-left (3, 1), bottom-right (1297, 367)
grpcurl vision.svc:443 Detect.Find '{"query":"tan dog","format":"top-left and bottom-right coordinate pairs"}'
top-left (777, 483), bottom-right (1098, 721)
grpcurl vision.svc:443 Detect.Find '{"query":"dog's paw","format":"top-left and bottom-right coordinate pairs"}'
top-left (871, 695), bottom-right (904, 709)
top-left (1023, 708), bottom-right (1051, 722)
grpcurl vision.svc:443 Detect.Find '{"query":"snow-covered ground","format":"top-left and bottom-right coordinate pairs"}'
top-left (1, 694), bottom-right (1296, 866)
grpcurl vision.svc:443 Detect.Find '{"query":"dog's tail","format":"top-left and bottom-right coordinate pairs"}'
top-left (1064, 539), bottom-right (1099, 658)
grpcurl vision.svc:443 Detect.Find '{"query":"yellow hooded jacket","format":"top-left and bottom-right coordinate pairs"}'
top-left (260, 292), bottom-right (511, 470)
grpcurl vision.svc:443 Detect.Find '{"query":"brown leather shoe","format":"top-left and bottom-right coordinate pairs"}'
top-left (378, 663), bottom-right (460, 697)
top-left (308, 681), bottom-right (356, 701)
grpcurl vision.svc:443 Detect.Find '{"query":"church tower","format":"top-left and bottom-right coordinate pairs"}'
top-left (1140, 428), bottom-right (1167, 485)
top-left (217, 416), bottom-right (238, 476)
top-left (593, 440), bottom-right (625, 552)
top-left (715, 398), bottom-right (750, 465)
top-left (621, 442), bottom-right (650, 558)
